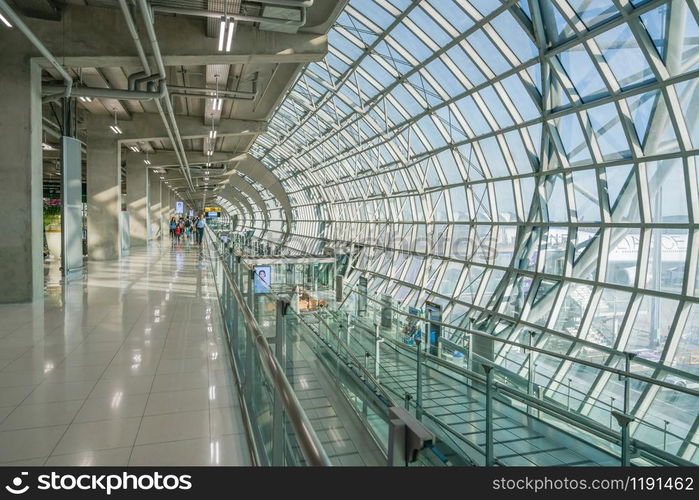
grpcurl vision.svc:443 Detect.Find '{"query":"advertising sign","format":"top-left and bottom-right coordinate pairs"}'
top-left (253, 266), bottom-right (272, 294)
top-left (175, 201), bottom-right (184, 214)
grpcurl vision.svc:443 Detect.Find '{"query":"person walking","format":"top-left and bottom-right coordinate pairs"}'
top-left (184, 217), bottom-right (192, 241)
top-left (195, 215), bottom-right (205, 245)
top-left (174, 220), bottom-right (182, 244)
top-left (169, 217), bottom-right (176, 239)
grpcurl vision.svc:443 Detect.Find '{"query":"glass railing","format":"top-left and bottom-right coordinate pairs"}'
top-left (332, 282), bottom-right (699, 466)
top-left (214, 230), bottom-right (698, 466)
top-left (207, 229), bottom-right (443, 466)
top-left (203, 229), bottom-right (331, 466)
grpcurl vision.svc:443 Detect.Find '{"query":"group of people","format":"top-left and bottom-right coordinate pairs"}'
top-left (169, 214), bottom-right (206, 245)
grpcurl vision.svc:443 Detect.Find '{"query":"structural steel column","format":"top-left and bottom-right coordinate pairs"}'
top-left (86, 136), bottom-right (121, 260)
top-left (126, 158), bottom-right (148, 247)
top-left (0, 54), bottom-right (43, 302)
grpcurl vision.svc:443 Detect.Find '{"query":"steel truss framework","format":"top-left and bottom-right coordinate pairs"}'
top-left (247, 0), bottom-right (699, 461)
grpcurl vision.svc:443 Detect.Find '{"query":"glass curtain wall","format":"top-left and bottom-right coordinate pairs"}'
top-left (240, 0), bottom-right (699, 461)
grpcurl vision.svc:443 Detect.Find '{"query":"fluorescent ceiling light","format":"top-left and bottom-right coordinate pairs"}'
top-left (218, 16), bottom-right (226, 51)
top-left (79, 96), bottom-right (92, 103)
top-left (0, 13), bottom-right (12, 28)
top-left (218, 17), bottom-right (235, 52)
top-left (209, 130), bottom-right (217, 139)
top-left (41, 142), bottom-right (55, 150)
top-left (144, 159), bottom-right (151, 165)
top-left (226, 19), bottom-right (236, 52)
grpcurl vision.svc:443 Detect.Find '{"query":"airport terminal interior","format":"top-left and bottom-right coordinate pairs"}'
top-left (0, 0), bottom-right (697, 467)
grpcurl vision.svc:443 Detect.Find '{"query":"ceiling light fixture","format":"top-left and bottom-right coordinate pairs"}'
top-left (129, 145), bottom-right (139, 152)
top-left (212, 75), bottom-right (223, 111)
top-left (217, 2), bottom-right (235, 53)
top-left (0, 13), bottom-right (12, 28)
top-left (109, 109), bottom-right (122, 135)
top-left (209, 112), bottom-right (217, 140)
top-left (79, 96), bottom-right (92, 103)
top-left (144, 151), bottom-right (151, 165)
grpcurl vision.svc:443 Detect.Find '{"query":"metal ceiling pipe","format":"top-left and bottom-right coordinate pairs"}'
top-left (137, 0), bottom-right (195, 190)
top-left (0, 0), bottom-right (73, 98)
top-left (169, 92), bottom-right (255, 102)
top-left (151, 6), bottom-right (306, 28)
top-left (43, 84), bottom-right (167, 100)
top-left (119, 0), bottom-right (192, 190)
top-left (127, 71), bottom-right (148, 91)
top-left (252, 0), bottom-right (313, 7)
top-left (133, 73), bottom-right (162, 91)
top-left (167, 83), bottom-right (257, 98)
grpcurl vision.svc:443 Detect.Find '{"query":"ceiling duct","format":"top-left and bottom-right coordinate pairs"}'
top-left (258, 4), bottom-right (301, 33)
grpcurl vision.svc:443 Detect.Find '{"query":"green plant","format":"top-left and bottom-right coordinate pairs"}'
top-left (43, 199), bottom-right (61, 230)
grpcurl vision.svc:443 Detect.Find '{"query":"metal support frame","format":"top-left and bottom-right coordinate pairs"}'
top-left (248, 0), bottom-right (699, 460)
top-left (415, 338), bottom-right (423, 420)
top-left (272, 298), bottom-right (290, 465)
top-left (483, 363), bottom-right (495, 466)
top-left (374, 324), bottom-right (384, 382)
top-left (612, 411), bottom-right (636, 466)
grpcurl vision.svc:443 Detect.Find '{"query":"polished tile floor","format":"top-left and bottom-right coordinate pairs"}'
top-left (0, 240), bottom-right (251, 465)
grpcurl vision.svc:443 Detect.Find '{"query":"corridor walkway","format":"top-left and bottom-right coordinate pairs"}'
top-left (0, 240), bottom-right (251, 465)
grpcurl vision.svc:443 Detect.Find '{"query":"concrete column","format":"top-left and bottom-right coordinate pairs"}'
top-left (161, 185), bottom-right (169, 238)
top-left (147, 170), bottom-right (161, 241)
top-left (86, 137), bottom-right (121, 260)
top-left (0, 53), bottom-right (43, 302)
top-left (126, 160), bottom-right (148, 247)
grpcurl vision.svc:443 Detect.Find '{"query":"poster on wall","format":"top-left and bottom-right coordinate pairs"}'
top-left (175, 201), bottom-right (184, 214)
top-left (253, 266), bottom-right (272, 294)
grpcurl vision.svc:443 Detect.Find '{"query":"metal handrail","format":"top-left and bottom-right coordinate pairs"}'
top-left (323, 301), bottom-right (695, 465)
top-left (377, 331), bottom-right (695, 467)
top-left (206, 230), bottom-right (331, 466)
top-left (340, 283), bottom-right (699, 398)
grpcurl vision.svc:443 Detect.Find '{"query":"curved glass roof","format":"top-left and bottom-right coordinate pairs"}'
top-left (248, 0), bottom-right (699, 460)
